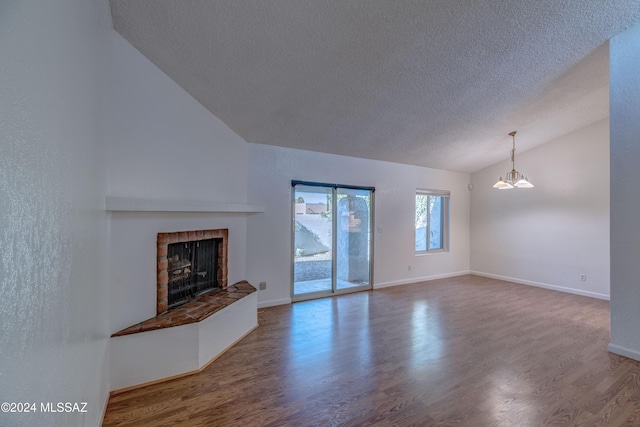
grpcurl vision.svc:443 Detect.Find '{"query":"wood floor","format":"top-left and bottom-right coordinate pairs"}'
top-left (103, 275), bottom-right (640, 426)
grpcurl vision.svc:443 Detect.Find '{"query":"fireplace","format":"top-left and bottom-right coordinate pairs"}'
top-left (167, 238), bottom-right (219, 308)
top-left (157, 229), bottom-right (228, 314)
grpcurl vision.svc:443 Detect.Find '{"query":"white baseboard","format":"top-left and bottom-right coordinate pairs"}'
top-left (257, 272), bottom-right (473, 305)
top-left (608, 343), bottom-right (640, 361)
top-left (257, 271), bottom-right (608, 305)
top-left (470, 271), bottom-right (610, 301)
top-left (258, 298), bottom-right (292, 308)
top-left (374, 270), bottom-right (471, 289)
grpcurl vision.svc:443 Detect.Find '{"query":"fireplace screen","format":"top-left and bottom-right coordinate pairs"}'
top-left (167, 238), bottom-right (219, 308)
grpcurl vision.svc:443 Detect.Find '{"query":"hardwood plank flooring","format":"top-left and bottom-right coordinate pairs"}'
top-left (103, 275), bottom-right (640, 426)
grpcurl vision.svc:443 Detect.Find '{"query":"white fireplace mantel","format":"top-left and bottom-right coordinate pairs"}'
top-left (105, 196), bottom-right (264, 213)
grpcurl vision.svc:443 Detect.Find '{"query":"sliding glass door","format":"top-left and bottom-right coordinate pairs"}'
top-left (292, 182), bottom-right (373, 301)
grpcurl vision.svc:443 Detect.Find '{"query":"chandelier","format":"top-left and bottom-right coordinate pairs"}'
top-left (493, 131), bottom-right (534, 189)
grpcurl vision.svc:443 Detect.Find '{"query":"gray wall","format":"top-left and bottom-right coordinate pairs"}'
top-left (0, 0), bottom-right (112, 425)
top-left (471, 120), bottom-right (610, 299)
top-left (609, 20), bottom-right (640, 360)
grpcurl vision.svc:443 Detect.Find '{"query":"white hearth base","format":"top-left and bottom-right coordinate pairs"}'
top-left (109, 292), bottom-right (257, 392)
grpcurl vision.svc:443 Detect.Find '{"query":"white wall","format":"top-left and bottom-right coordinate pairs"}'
top-left (246, 144), bottom-right (471, 307)
top-left (609, 21), bottom-right (640, 361)
top-left (0, 0), bottom-right (112, 425)
top-left (108, 34), bottom-right (248, 201)
top-left (108, 32), bottom-right (250, 334)
top-left (470, 119), bottom-right (610, 299)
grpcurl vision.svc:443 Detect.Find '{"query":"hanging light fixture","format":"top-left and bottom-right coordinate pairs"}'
top-left (493, 131), bottom-right (534, 189)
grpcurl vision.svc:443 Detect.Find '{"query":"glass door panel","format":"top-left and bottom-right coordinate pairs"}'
top-left (292, 182), bottom-right (373, 301)
top-left (336, 188), bottom-right (371, 290)
top-left (293, 185), bottom-right (333, 296)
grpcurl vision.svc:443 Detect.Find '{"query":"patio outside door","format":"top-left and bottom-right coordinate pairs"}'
top-left (292, 181), bottom-right (373, 301)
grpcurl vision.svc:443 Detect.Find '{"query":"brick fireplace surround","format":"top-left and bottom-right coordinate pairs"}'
top-left (157, 228), bottom-right (228, 314)
top-left (112, 228), bottom-right (255, 337)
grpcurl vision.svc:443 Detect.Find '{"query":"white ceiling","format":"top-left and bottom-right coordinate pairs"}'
top-left (109, 1), bottom-right (640, 173)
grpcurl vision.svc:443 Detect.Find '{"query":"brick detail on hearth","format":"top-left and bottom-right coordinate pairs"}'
top-left (156, 228), bottom-right (228, 314)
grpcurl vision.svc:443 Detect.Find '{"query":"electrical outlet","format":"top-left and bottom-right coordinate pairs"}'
top-left (408, 265), bottom-right (412, 272)
top-left (580, 274), bottom-right (586, 282)
top-left (259, 281), bottom-right (267, 290)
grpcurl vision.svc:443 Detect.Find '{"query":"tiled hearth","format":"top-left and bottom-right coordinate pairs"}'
top-left (112, 281), bottom-right (255, 337)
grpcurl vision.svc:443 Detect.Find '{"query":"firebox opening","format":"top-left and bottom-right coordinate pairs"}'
top-left (167, 238), bottom-right (220, 309)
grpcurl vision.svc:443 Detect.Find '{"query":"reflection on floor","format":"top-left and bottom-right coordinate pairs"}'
top-left (103, 275), bottom-right (630, 426)
top-left (294, 278), bottom-right (367, 294)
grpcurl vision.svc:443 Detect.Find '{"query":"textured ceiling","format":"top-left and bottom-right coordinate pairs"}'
top-left (109, 0), bottom-right (640, 173)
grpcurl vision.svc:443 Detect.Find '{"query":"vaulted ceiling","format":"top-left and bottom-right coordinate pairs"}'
top-left (109, 1), bottom-right (640, 173)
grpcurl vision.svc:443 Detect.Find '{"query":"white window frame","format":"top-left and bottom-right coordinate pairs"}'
top-left (415, 189), bottom-right (450, 254)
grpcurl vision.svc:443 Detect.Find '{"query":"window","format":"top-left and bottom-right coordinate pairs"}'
top-left (415, 189), bottom-right (449, 253)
